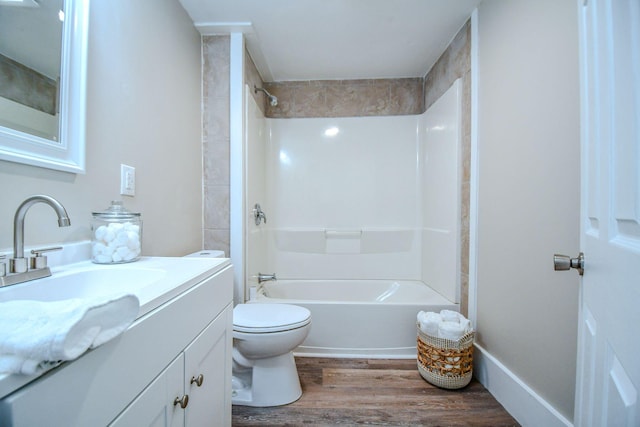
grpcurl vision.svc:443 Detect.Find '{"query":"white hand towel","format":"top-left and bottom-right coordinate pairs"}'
top-left (417, 311), bottom-right (441, 337)
top-left (0, 294), bottom-right (139, 375)
top-left (438, 321), bottom-right (466, 341)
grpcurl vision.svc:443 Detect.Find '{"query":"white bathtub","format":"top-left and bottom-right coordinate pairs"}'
top-left (253, 279), bottom-right (458, 359)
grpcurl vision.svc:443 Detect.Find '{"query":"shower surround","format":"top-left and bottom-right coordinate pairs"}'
top-left (201, 20), bottom-right (471, 313)
top-left (243, 81), bottom-right (463, 357)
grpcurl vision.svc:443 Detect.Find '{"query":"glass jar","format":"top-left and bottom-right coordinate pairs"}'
top-left (91, 201), bottom-right (142, 264)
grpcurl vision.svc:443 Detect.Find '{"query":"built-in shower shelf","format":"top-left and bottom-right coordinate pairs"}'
top-left (272, 228), bottom-right (417, 254)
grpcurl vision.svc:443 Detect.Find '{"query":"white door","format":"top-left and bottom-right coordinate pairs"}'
top-left (574, 0), bottom-right (640, 426)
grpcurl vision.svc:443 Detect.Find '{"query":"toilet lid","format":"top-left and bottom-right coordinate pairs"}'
top-left (233, 303), bottom-right (311, 333)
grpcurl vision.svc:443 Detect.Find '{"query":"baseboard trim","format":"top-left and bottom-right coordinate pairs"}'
top-left (473, 344), bottom-right (573, 427)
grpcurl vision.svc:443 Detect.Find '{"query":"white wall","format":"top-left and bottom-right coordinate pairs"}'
top-left (268, 116), bottom-right (420, 229)
top-left (265, 115), bottom-right (422, 280)
top-left (258, 108), bottom-right (461, 299)
top-left (420, 80), bottom-right (461, 303)
top-left (475, 0), bottom-right (580, 422)
top-left (0, 0), bottom-right (203, 258)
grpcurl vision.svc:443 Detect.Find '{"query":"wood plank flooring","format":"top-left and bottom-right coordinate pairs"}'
top-left (232, 357), bottom-right (519, 426)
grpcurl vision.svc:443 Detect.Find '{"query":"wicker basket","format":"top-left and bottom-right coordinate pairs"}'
top-left (416, 323), bottom-right (475, 389)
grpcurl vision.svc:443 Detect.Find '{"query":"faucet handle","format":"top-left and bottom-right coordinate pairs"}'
top-left (0, 254), bottom-right (6, 277)
top-left (31, 246), bottom-right (62, 256)
top-left (30, 246), bottom-right (62, 270)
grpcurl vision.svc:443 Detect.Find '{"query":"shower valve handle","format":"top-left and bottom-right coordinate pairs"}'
top-left (253, 203), bottom-right (267, 225)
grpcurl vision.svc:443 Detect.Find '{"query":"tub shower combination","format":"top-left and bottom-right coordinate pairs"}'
top-left (241, 81), bottom-right (463, 358)
top-left (255, 279), bottom-right (456, 358)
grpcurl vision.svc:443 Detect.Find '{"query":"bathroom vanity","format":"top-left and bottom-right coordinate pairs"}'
top-left (0, 256), bottom-right (233, 426)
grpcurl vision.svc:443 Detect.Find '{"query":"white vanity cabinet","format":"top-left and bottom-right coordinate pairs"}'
top-left (109, 353), bottom-right (185, 427)
top-left (0, 262), bottom-right (233, 427)
top-left (110, 305), bottom-right (232, 427)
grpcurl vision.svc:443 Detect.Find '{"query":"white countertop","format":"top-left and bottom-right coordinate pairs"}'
top-left (0, 253), bottom-right (231, 399)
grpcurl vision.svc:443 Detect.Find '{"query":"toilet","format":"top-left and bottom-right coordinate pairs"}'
top-left (184, 250), bottom-right (311, 407)
top-left (232, 303), bottom-right (311, 407)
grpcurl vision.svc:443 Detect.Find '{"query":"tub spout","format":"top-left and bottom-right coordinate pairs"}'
top-left (257, 273), bottom-right (277, 284)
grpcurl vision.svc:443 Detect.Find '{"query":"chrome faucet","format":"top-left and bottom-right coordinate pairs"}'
top-left (1, 195), bottom-right (70, 287)
top-left (257, 273), bottom-right (277, 284)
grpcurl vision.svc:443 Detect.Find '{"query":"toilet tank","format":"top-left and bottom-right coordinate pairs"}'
top-left (184, 250), bottom-right (225, 258)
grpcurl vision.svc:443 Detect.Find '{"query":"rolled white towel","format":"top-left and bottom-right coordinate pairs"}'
top-left (438, 321), bottom-right (467, 341)
top-left (459, 318), bottom-right (473, 333)
top-left (440, 310), bottom-right (474, 332)
top-left (417, 311), bottom-right (441, 337)
top-left (440, 309), bottom-right (462, 323)
top-left (0, 294), bottom-right (139, 375)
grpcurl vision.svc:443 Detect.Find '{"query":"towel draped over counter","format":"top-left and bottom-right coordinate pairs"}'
top-left (0, 294), bottom-right (139, 375)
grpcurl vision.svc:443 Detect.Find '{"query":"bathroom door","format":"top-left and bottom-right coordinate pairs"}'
top-left (574, 0), bottom-right (640, 425)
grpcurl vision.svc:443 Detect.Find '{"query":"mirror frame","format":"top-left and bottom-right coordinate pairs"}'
top-left (0, 0), bottom-right (89, 174)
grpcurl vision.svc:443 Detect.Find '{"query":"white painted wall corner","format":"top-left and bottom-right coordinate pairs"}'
top-left (473, 344), bottom-right (574, 427)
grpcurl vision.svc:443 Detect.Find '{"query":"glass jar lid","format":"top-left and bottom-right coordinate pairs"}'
top-left (92, 200), bottom-right (141, 219)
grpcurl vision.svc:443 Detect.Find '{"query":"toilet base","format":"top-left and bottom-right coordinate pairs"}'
top-left (231, 352), bottom-right (302, 407)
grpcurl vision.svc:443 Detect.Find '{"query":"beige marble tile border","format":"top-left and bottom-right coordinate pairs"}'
top-left (202, 36), bottom-right (231, 256)
top-left (263, 78), bottom-right (423, 118)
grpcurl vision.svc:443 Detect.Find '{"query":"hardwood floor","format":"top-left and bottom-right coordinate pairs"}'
top-left (232, 357), bottom-right (519, 426)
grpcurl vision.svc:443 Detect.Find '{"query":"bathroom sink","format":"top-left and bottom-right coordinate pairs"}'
top-left (0, 266), bottom-right (166, 303)
top-left (0, 256), bottom-right (231, 319)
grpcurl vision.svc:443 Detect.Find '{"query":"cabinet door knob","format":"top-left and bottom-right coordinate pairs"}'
top-left (173, 394), bottom-right (189, 409)
top-left (190, 374), bottom-right (204, 387)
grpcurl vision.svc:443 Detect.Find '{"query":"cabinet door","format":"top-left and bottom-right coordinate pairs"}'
top-left (109, 355), bottom-right (185, 427)
top-left (184, 304), bottom-right (233, 427)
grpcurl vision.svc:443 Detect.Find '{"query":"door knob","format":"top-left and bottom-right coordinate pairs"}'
top-left (553, 252), bottom-right (584, 276)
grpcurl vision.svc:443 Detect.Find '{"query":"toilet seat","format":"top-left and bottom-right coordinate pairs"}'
top-left (233, 303), bottom-right (311, 333)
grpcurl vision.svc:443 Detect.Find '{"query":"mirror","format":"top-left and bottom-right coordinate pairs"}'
top-left (0, 0), bottom-right (89, 173)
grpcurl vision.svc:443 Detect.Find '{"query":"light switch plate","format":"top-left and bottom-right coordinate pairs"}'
top-left (120, 164), bottom-right (135, 196)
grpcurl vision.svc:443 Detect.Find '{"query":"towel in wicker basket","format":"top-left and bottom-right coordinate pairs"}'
top-left (416, 310), bottom-right (474, 389)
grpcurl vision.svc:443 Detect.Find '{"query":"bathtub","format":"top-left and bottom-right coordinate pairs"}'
top-left (252, 279), bottom-right (458, 359)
